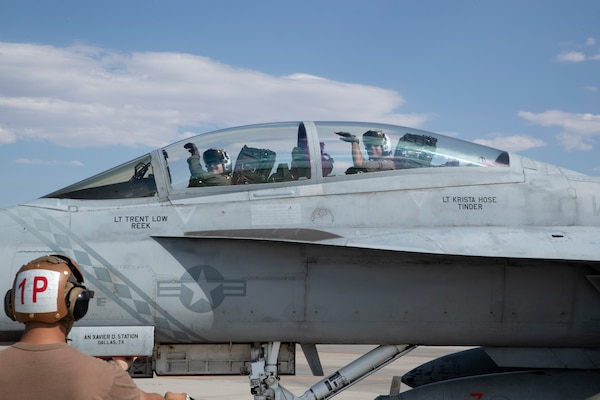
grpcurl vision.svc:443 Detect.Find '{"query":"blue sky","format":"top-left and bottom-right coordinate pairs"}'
top-left (0, 0), bottom-right (598, 207)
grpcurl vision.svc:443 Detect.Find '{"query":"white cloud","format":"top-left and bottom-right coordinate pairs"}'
top-left (556, 51), bottom-right (586, 63)
top-left (584, 86), bottom-right (598, 92)
top-left (0, 42), bottom-right (426, 149)
top-left (14, 158), bottom-right (85, 167)
top-left (0, 126), bottom-right (17, 144)
top-left (518, 110), bottom-right (600, 151)
top-left (556, 37), bottom-right (600, 63)
top-left (474, 135), bottom-right (546, 153)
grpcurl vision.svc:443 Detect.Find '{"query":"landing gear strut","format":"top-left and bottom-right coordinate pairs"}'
top-left (250, 342), bottom-right (416, 400)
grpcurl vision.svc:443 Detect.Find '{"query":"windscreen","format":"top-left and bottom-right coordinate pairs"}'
top-left (44, 155), bottom-right (156, 200)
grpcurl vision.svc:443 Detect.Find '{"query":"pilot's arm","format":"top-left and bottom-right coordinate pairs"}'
top-left (337, 132), bottom-right (367, 168)
top-left (184, 143), bottom-right (204, 178)
top-left (349, 140), bottom-right (367, 168)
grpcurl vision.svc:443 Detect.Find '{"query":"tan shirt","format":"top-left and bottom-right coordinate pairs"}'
top-left (0, 342), bottom-right (140, 400)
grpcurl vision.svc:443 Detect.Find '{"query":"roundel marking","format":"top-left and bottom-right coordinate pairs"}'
top-left (179, 265), bottom-right (225, 313)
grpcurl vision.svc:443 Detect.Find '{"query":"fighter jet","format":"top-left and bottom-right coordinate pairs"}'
top-left (1, 121), bottom-right (599, 399)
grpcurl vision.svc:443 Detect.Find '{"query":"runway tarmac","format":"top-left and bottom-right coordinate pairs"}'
top-left (134, 345), bottom-right (468, 400)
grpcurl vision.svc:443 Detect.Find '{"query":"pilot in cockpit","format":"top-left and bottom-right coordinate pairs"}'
top-left (184, 143), bottom-right (232, 186)
top-left (336, 130), bottom-right (394, 172)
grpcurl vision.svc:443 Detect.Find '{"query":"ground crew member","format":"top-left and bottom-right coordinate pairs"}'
top-left (1, 254), bottom-right (192, 400)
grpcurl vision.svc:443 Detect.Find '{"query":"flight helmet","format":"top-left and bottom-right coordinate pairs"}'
top-left (203, 149), bottom-right (232, 175)
top-left (362, 130), bottom-right (392, 156)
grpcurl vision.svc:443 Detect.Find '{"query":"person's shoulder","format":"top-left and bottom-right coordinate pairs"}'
top-left (0, 343), bottom-right (18, 359)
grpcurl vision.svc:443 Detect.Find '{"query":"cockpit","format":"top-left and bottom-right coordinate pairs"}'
top-left (44, 121), bottom-right (509, 200)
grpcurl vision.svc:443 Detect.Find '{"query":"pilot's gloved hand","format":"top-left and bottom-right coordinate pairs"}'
top-left (184, 143), bottom-right (199, 155)
top-left (336, 131), bottom-right (359, 143)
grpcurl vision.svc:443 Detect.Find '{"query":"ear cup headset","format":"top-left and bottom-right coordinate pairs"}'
top-left (4, 255), bottom-right (94, 323)
top-left (64, 279), bottom-right (93, 321)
